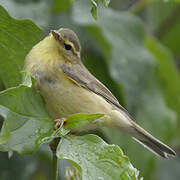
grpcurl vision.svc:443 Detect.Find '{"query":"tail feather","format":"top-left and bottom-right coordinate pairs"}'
top-left (110, 109), bottom-right (176, 158)
top-left (133, 138), bottom-right (168, 158)
top-left (130, 122), bottom-right (176, 158)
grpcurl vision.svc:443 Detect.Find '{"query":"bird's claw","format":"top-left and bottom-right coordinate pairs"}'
top-left (54, 118), bottom-right (66, 130)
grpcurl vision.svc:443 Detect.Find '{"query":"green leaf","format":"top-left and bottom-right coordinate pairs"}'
top-left (21, 71), bottom-right (34, 87)
top-left (40, 113), bottom-right (104, 144)
top-left (0, 5), bottom-right (42, 88)
top-left (102, 0), bottom-right (110, 6)
top-left (0, 121), bottom-right (10, 144)
top-left (90, 0), bottom-right (98, 20)
top-left (146, 37), bottom-right (180, 141)
top-left (51, 0), bottom-right (110, 19)
top-left (146, 3), bottom-right (180, 56)
top-left (57, 134), bottom-right (139, 180)
top-left (52, 0), bottom-right (71, 12)
top-left (66, 113), bottom-right (104, 129)
top-left (72, 1), bottom-right (178, 178)
top-left (0, 83), bottom-right (54, 154)
top-left (0, 0), bottom-right (50, 29)
top-left (0, 6), bottom-right (54, 154)
top-left (0, 77), bottom-right (104, 154)
top-left (38, 113), bottom-right (105, 144)
top-left (0, 74), bottom-right (103, 153)
top-left (89, 0), bottom-right (111, 20)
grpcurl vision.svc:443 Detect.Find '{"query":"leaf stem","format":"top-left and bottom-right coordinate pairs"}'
top-left (53, 153), bottom-right (58, 180)
top-left (50, 138), bottom-right (60, 180)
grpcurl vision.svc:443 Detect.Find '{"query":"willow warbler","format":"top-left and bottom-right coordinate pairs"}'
top-left (23, 28), bottom-right (176, 158)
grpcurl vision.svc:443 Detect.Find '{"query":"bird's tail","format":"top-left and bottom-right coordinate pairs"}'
top-left (110, 110), bottom-right (176, 158)
top-left (129, 121), bottom-right (176, 158)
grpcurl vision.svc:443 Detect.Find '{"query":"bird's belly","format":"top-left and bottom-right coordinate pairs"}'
top-left (38, 79), bottom-right (113, 119)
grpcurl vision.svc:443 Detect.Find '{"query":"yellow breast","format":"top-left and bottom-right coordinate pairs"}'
top-left (23, 34), bottom-right (113, 130)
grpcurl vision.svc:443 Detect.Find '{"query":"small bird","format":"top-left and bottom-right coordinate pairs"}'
top-left (23, 28), bottom-right (176, 158)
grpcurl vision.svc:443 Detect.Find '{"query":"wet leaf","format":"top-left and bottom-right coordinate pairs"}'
top-left (57, 134), bottom-right (139, 180)
top-left (66, 113), bottom-right (104, 129)
top-left (0, 5), bottom-right (42, 88)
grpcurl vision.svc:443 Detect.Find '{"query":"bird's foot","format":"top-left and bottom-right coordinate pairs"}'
top-left (54, 118), bottom-right (66, 130)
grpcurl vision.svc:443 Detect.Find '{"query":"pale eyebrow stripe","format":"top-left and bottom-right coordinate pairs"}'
top-left (52, 30), bottom-right (80, 57)
top-left (64, 40), bottom-right (79, 57)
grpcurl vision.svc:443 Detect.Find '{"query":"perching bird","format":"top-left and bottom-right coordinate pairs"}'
top-left (23, 28), bottom-right (176, 158)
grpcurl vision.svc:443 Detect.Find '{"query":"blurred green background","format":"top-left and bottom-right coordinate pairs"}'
top-left (0, 0), bottom-right (180, 179)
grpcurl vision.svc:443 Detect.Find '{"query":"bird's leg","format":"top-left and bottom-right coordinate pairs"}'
top-left (50, 118), bottom-right (66, 156)
top-left (54, 118), bottom-right (66, 130)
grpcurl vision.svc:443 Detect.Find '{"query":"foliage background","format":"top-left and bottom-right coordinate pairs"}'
top-left (0, 0), bottom-right (180, 179)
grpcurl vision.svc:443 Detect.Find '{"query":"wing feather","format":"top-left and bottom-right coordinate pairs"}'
top-left (61, 63), bottom-right (132, 119)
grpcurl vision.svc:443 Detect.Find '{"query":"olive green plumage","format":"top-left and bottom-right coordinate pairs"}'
top-left (23, 28), bottom-right (176, 158)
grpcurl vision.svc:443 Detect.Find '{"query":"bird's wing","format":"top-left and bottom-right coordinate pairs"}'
top-left (61, 63), bottom-right (131, 117)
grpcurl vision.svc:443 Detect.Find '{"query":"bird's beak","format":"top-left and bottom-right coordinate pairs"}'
top-left (51, 30), bottom-right (61, 42)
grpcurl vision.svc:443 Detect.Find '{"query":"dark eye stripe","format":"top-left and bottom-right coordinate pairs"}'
top-left (63, 41), bottom-right (79, 56)
top-left (68, 38), bottom-right (80, 52)
top-left (64, 43), bottom-right (72, 50)
top-left (51, 30), bottom-right (79, 56)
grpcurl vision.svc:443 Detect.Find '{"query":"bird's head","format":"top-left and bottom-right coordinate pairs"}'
top-left (50, 28), bottom-right (81, 63)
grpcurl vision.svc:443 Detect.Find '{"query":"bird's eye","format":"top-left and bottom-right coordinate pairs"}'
top-left (64, 43), bottom-right (72, 50)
